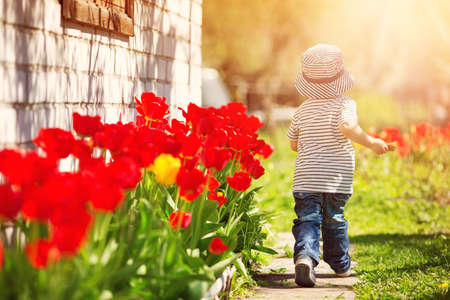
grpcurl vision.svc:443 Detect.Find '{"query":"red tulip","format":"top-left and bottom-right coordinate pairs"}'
top-left (80, 159), bottom-right (127, 212)
top-left (71, 139), bottom-right (93, 162)
top-left (21, 185), bottom-right (53, 221)
top-left (135, 92), bottom-right (169, 121)
top-left (227, 172), bottom-right (252, 191)
top-left (108, 157), bottom-right (142, 190)
top-left (247, 160), bottom-right (265, 179)
top-left (0, 184), bottom-right (23, 220)
top-left (218, 102), bottom-right (263, 135)
top-left (25, 239), bottom-right (60, 269)
top-left (253, 140), bottom-right (274, 159)
top-left (229, 131), bottom-right (256, 151)
top-left (414, 123), bottom-right (433, 139)
top-left (118, 126), bottom-right (160, 167)
top-left (441, 122), bottom-right (450, 140)
top-left (208, 191), bottom-right (228, 207)
top-left (22, 172), bottom-right (89, 222)
top-left (231, 114), bottom-right (264, 134)
top-left (94, 122), bottom-right (136, 153)
top-left (90, 185), bottom-right (125, 212)
top-left (136, 115), bottom-right (169, 130)
top-left (180, 133), bottom-right (203, 158)
top-left (182, 104), bottom-right (226, 136)
top-left (182, 103), bottom-right (209, 128)
top-left (245, 115), bottom-right (264, 133)
top-left (207, 175), bottom-right (220, 191)
top-left (240, 152), bottom-right (265, 179)
top-left (50, 208), bottom-right (92, 255)
top-left (397, 137), bottom-right (410, 157)
top-left (179, 133), bottom-right (202, 170)
top-left (33, 128), bottom-right (75, 159)
top-left (141, 128), bottom-right (181, 156)
top-left (169, 119), bottom-right (190, 138)
top-left (72, 113), bottom-right (103, 137)
top-left (208, 237), bottom-right (228, 255)
top-left (176, 168), bottom-right (206, 202)
top-left (169, 211), bottom-right (192, 230)
top-left (21, 152), bottom-right (58, 187)
top-left (205, 128), bottom-right (228, 148)
top-left (380, 127), bottom-right (402, 143)
top-left (219, 102), bottom-right (247, 116)
top-left (150, 118), bottom-right (169, 130)
top-left (0, 149), bottom-right (23, 185)
top-left (201, 146), bottom-right (232, 171)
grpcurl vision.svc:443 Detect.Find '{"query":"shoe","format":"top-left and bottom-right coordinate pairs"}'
top-left (294, 255), bottom-right (316, 287)
top-left (336, 268), bottom-right (351, 277)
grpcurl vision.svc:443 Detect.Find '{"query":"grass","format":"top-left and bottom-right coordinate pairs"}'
top-left (352, 233), bottom-right (449, 299)
top-left (256, 125), bottom-right (450, 299)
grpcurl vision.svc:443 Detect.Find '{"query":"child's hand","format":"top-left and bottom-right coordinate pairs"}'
top-left (369, 138), bottom-right (389, 155)
top-left (387, 142), bottom-right (396, 152)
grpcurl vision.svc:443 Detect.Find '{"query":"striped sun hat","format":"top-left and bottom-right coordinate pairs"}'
top-left (295, 44), bottom-right (354, 99)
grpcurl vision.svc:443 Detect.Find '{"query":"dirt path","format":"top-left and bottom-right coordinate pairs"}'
top-left (246, 233), bottom-right (359, 300)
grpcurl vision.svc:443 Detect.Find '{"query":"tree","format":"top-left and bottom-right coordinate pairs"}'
top-left (203, 0), bottom-right (321, 127)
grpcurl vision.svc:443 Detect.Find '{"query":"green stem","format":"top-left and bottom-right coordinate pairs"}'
top-left (174, 186), bottom-right (180, 210)
top-left (190, 192), bottom-right (206, 249)
top-left (230, 150), bottom-right (239, 174)
top-left (228, 190), bottom-right (239, 222)
top-left (159, 237), bottom-right (168, 275)
top-left (95, 213), bottom-right (113, 256)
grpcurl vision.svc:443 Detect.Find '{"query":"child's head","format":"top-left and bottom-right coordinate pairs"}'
top-left (295, 44), bottom-right (354, 99)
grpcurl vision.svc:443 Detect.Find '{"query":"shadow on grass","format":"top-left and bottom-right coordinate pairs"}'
top-left (350, 233), bottom-right (449, 299)
top-left (350, 232), bottom-right (449, 244)
top-left (350, 233), bottom-right (449, 270)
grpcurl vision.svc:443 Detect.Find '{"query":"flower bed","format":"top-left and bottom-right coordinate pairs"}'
top-left (368, 122), bottom-right (450, 157)
top-left (0, 93), bottom-right (274, 299)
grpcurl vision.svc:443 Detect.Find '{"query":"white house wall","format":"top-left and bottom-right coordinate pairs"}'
top-left (0, 0), bottom-right (202, 148)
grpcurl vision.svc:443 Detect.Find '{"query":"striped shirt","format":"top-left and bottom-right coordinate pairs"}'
top-left (287, 96), bottom-right (357, 194)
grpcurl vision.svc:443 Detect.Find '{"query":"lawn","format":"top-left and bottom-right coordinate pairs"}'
top-left (256, 125), bottom-right (450, 299)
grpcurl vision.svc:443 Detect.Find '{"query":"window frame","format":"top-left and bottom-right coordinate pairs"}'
top-left (62, 0), bottom-right (134, 36)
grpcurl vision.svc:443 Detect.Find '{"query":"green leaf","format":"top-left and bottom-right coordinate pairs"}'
top-left (164, 240), bottom-right (182, 271)
top-left (183, 252), bottom-right (206, 271)
top-left (224, 213), bottom-right (243, 236)
top-left (187, 280), bottom-right (211, 300)
top-left (233, 257), bottom-right (249, 278)
top-left (207, 254), bottom-right (239, 277)
top-left (159, 184), bottom-right (176, 210)
top-left (252, 245), bottom-right (278, 255)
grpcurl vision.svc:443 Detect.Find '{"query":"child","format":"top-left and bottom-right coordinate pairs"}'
top-left (287, 44), bottom-right (388, 287)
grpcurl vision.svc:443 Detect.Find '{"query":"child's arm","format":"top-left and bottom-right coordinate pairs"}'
top-left (290, 140), bottom-right (298, 152)
top-left (287, 109), bottom-right (300, 152)
top-left (339, 122), bottom-right (388, 155)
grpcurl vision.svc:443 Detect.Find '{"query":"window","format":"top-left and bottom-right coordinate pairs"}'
top-left (62, 0), bottom-right (134, 36)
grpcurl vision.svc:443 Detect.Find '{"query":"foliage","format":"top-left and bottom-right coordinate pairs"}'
top-left (203, 0), bottom-right (450, 103)
top-left (0, 93), bottom-right (275, 299)
top-left (203, 0), bottom-right (320, 81)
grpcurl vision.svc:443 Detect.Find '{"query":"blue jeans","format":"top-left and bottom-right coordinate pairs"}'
top-left (292, 192), bottom-right (351, 273)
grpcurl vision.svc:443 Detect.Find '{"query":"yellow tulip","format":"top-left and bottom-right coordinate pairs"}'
top-left (149, 154), bottom-right (181, 186)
